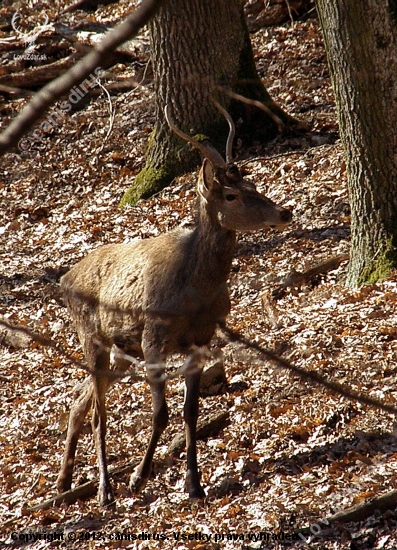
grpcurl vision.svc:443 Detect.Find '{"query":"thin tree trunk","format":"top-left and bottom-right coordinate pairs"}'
top-left (121, 0), bottom-right (299, 205)
top-left (316, 0), bottom-right (397, 286)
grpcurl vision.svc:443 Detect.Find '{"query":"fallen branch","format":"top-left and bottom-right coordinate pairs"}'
top-left (0, 84), bottom-right (33, 98)
top-left (0, 55), bottom-right (79, 88)
top-left (270, 253), bottom-right (349, 301)
top-left (296, 488), bottom-right (397, 537)
top-left (167, 411), bottom-right (230, 456)
top-left (327, 489), bottom-right (397, 524)
top-left (0, 0), bottom-right (168, 155)
top-left (0, 411), bottom-right (229, 523)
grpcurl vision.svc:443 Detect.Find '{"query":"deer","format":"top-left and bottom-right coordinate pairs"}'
top-left (56, 102), bottom-right (292, 507)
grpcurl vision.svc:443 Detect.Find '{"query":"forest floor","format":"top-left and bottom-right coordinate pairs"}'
top-left (1, 1), bottom-right (397, 549)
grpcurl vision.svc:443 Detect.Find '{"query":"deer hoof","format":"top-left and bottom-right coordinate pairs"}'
top-left (56, 473), bottom-right (72, 495)
top-left (129, 468), bottom-right (148, 494)
top-left (185, 470), bottom-right (206, 499)
top-left (98, 483), bottom-right (115, 507)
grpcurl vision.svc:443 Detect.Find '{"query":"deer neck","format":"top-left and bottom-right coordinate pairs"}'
top-left (189, 199), bottom-right (236, 285)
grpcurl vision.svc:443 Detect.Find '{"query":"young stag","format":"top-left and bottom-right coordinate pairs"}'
top-left (57, 104), bottom-right (292, 506)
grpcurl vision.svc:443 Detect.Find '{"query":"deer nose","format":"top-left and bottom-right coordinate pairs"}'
top-left (280, 208), bottom-right (292, 223)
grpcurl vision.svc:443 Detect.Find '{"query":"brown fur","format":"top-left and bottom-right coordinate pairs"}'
top-left (57, 159), bottom-right (292, 505)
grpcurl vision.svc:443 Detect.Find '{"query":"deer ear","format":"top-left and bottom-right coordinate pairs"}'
top-left (197, 158), bottom-right (219, 200)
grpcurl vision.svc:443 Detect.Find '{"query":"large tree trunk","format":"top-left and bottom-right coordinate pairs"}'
top-left (316, 0), bottom-right (397, 286)
top-left (121, 0), bottom-right (299, 205)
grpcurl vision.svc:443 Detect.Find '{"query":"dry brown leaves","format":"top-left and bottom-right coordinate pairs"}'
top-left (1, 1), bottom-right (397, 549)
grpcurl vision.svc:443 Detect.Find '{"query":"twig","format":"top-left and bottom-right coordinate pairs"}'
top-left (0, 319), bottom-right (206, 383)
top-left (217, 86), bottom-right (284, 131)
top-left (117, 58), bottom-right (153, 103)
top-left (239, 150), bottom-right (306, 168)
top-left (95, 77), bottom-right (116, 154)
top-left (285, 0), bottom-right (296, 27)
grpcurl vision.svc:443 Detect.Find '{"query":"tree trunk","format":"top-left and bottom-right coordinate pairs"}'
top-left (121, 0), bottom-right (299, 205)
top-left (316, 0), bottom-right (397, 286)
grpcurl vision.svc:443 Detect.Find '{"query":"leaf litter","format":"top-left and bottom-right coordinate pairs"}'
top-left (1, 1), bottom-right (397, 548)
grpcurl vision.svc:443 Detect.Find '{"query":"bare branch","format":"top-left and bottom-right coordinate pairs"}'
top-left (217, 86), bottom-right (285, 132)
top-left (3, 316), bottom-right (395, 417)
top-left (0, 0), bottom-right (168, 155)
top-left (0, 318), bottom-right (206, 383)
top-left (0, 319), bottom-right (397, 415)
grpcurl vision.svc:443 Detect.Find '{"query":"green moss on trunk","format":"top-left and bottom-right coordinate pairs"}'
top-left (357, 238), bottom-right (397, 285)
top-left (120, 0), bottom-right (304, 206)
top-left (119, 165), bottom-right (175, 206)
top-left (120, 126), bottom-right (200, 206)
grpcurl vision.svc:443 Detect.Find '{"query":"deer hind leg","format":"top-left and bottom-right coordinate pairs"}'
top-left (57, 377), bottom-right (94, 494)
top-left (88, 340), bottom-right (122, 507)
top-left (57, 340), bottom-right (132, 504)
top-left (93, 344), bottom-right (135, 505)
top-left (129, 358), bottom-right (168, 494)
top-left (183, 351), bottom-right (205, 498)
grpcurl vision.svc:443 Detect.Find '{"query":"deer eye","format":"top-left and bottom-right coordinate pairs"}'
top-left (225, 193), bottom-right (237, 201)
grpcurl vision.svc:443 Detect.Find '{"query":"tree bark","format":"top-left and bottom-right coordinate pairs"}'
top-left (316, 0), bottom-right (397, 286)
top-left (121, 0), bottom-right (300, 205)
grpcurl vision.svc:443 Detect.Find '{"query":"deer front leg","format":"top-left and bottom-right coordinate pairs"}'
top-left (129, 363), bottom-right (168, 494)
top-left (184, 354), bottom-right (205, 499)
top-left (57, 378), bottom-right (93, 494)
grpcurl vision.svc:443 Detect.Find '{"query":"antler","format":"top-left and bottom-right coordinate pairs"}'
top-left (164, 105), bottom-right (227, 169)
top-left (210, 98), bottom-right (235, 164)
